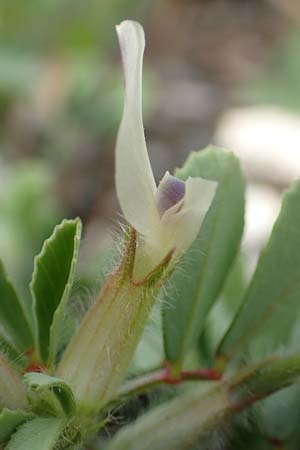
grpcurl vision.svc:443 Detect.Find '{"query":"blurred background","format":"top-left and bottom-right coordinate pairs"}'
top-left (1, 0), bottom-right (300, 447)
top-left (0, 0), bottom-right (299, 286)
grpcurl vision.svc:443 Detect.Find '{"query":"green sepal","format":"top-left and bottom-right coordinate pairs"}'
top-left (162, 147), bottom-right (245, 365)
top-left (0, 260), bottom-right (33, 354)
top-left (0, 409), bottom-right (33, 444)
top-left (31, 218), bottom-right (82, 366)
top-left (7, 417), bottom-right (68, 450)
top-left (24, 372), bottom-right (76, 417)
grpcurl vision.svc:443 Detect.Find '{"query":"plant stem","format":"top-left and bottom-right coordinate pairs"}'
top-left (108, 353), bottom-right (300, 450)
top-left (118, 369), bottom-right (166, 398)
top-left (118, 367), bottom-right (221, 399)
top-left (118, 353), bottom-right (300, 405)
top-left (227, 353), bottom-right (300, 409)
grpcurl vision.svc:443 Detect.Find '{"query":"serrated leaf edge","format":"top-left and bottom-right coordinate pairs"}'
top-left (30, 218), bottom-right (82, 365)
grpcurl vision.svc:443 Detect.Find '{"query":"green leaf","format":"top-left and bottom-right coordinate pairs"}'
top-left (229, 427), bottom-right (272, 450)
top-left (7, 417), bottom-right (67, 450)
top-left (0, 409), bottom-right (33, 443)
top-left (31, 218), bottom-right (82, 365)
top-left (0, 261), bottom-right (33, 353)
top-left (131, 302), bottom-right (164, 375)
top-left (199, 254), bottom-right (247, 364)
top-left (162, 147), bottom-right (245, 364)
top-left (254, 384), bottom-right (300, 441)
top-left (219, 182), bottom-right (300, 359)
top-left (24, 372), bottom-right (76, 416)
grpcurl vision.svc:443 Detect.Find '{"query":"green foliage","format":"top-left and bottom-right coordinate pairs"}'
top-left (2, 146), bottom-right (300, 449)
top-left (198, 253), bottom-right (247, 365)
top-left (7, 418), bottom-right (68, 450)
top-left (162, 147), bottom-right (245, 365)
top-left (219, 182), bottom-right (300, 359)
top-left (31, 218), bottom-right (82, 365)
top-left (0, 261), bottom-right (33, 353)
top-left (24, 373), bottom-right (76, 417)
top-left (0, 409), bottom-right (33, 443)
top-left (255, 384), bottom-right (300, 442)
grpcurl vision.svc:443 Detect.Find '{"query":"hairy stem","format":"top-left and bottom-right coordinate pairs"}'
top-left (108, 352), bottom-right (300, 450)
top-left (118, 367), bottom-right (221, 399)
top-left (227, 353), bottom-right (300, 409)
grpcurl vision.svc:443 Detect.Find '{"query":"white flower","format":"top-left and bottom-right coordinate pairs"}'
top-left (115, 20), bottom-right (217, 276)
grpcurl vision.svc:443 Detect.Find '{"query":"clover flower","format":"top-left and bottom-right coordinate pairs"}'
top-left (57, 20), bottom-right (217, 412)
top-left (115, 20), bottom-right (217, 277)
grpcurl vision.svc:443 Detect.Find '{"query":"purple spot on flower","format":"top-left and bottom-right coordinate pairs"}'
top-left (157, 177), bottom-right (186, 216)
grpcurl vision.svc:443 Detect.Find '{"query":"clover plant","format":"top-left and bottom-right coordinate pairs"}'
top-left (0, 20), bottom-right (300, 450)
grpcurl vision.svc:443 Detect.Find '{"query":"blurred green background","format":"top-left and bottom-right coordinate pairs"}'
top-left (0, 0), bottom-right (151, 286)
top-left (0, 0), bottom-right (299, 288)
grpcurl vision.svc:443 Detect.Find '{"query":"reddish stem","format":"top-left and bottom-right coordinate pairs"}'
top-left (23, 361), bottom-right (45, 373)
top-left (161, 366), bottom-right (222, 385)
top-left (118, 365), bottom-right (222, 400)
top-left (23, 348), bottom-right (45, 373)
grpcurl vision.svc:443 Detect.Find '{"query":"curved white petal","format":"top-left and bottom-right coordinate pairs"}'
top-left (177, 177), bottom-right (217, 218)
top-left (173, 176), bottom-right (217, 255)
top-left (115, 20), bottom-right (159, 235)
top-left (161, 176), bottom-right (218, 257)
